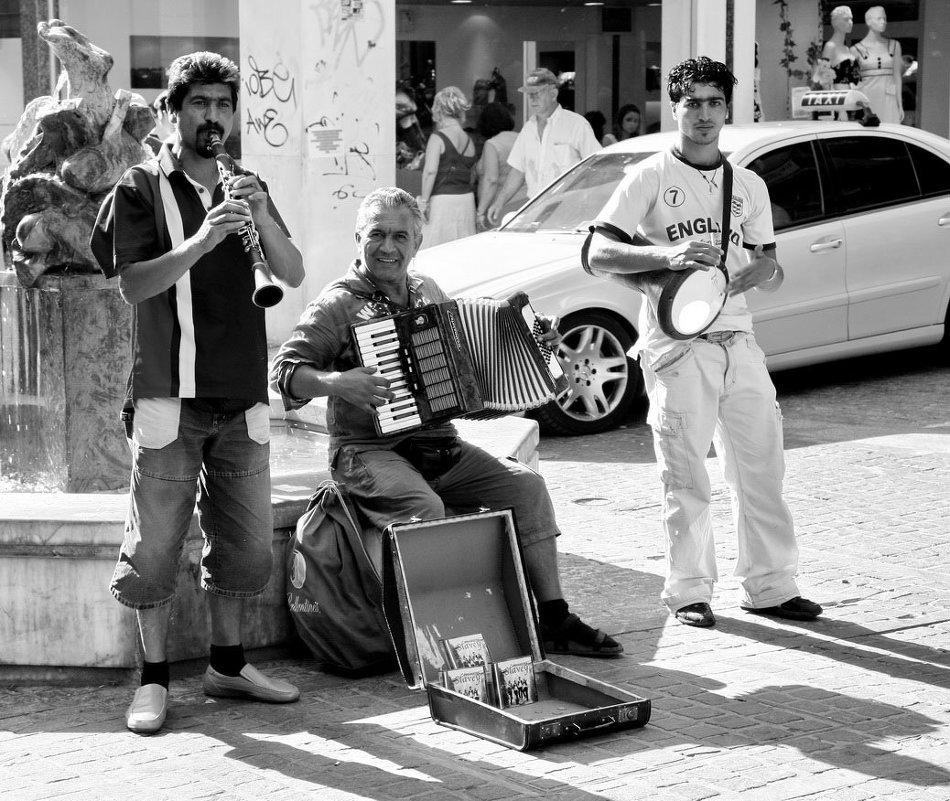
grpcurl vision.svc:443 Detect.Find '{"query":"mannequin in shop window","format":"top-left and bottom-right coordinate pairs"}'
top-left (821, 6), bottom-right (861, 89)
top-left (852, 5), bottom-right (904, 123)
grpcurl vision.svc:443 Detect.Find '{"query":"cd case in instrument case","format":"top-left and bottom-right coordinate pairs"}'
top-left (381, 510), bottom-right (651, 750)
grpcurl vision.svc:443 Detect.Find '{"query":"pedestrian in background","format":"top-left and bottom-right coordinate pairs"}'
top-left (485, 68), bottom-right (600, 226)
top-left (583, 110), bottom-right (607, 144)
top-left (144, 90), bottom-right (176, 156)
top-left (417, 86), bottom-right (477, 249)
top-left (602, 103), bottom-right (642, 145)
top-left (475, 102), bottom-right (526, 230)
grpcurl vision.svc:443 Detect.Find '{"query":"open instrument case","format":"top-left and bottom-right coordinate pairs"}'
top-left (381, 509), bottom-right (651, 750)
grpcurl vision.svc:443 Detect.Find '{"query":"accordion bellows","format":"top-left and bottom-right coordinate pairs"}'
top-left (353, 293), bottom-right (567, 436)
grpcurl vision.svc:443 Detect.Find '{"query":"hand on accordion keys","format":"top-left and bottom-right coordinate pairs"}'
top-left (333, 366), bottom-right (395, 413)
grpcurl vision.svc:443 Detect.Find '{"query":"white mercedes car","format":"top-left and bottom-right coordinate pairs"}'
top-left (414, 121), bottom-right (950, 435)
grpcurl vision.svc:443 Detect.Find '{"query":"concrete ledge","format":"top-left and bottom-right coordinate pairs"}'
top-left (267, 396), bottom-right (540, 470)
top-left (0, 412), bottom-right (539, 678)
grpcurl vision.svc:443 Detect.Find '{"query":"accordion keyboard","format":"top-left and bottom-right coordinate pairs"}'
top-left (353, 310), bottom-right (468, 435)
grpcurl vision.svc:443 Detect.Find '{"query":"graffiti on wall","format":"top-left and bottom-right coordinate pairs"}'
top-left (243, 54), bottom-right (298, 149)
top-left (240, 0), bottom-right (391, 213)
top-left (305, 0), bottom-right (388, 210)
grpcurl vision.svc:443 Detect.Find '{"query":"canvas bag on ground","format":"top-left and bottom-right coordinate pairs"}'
top-left (286, 480), bottom-right (397, 677)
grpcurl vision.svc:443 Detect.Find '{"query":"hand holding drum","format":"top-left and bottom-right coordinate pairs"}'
top-left (581, 229), bottom-right (729, 340)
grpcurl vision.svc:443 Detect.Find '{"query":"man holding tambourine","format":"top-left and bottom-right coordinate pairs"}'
top-left (585, 57), bottom-right (822, 630)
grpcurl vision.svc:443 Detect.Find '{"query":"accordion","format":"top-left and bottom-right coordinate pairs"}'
top-left (352, 292), bottom-right (567, 436)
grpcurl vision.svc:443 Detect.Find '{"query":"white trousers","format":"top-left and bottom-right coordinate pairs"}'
top-left (641, 333), bottom-right (801, 611)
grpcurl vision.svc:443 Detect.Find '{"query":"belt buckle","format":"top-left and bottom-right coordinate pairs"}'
top-left (700, 330), bottom-right (737, 344)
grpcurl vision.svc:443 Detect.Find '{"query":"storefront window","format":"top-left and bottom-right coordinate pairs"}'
top-left (821, 1), bottom-right (919, 125)
top-left (0, 0), bottom-right (19, 37)
top-left (130, 35), bottom-right (239, 89)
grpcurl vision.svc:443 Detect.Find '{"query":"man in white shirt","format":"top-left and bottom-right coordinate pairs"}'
top-left (485, 68), bottom-right (600, 225)
top-left (586, 56), bottom-right (822, 630)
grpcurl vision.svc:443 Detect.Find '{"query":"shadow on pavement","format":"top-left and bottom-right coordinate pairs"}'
top-left (716, 612), bottom-right (950, 688)
top-left (553, 553), bottom-right (668, 643)
top-left (637, 667), bottom-right (950, 787)
top-left (180, 641), bottom-right (950, 791)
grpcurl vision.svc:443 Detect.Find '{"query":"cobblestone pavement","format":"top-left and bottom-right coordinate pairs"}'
top-left (2, 348), bottom-right (949, 800)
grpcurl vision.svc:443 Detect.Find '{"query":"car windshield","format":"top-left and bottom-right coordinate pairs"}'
top-left (504, 151), bottom-right (657, 233)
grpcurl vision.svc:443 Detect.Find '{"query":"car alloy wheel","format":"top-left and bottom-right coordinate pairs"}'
top-left (531, 310), bottom-right (643, 435)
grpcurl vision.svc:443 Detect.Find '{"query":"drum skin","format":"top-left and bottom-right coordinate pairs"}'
top-left (579, 228), bottom-right (728, 339)
top-left (655, 266), bottom-right (728, 340)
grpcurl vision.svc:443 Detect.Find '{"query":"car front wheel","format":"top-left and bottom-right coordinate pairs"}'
top-left (531, 310), bottom-right (643, 436)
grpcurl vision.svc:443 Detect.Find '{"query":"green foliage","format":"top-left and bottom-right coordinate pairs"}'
top-left (774, 0), bottom-right (823, 81)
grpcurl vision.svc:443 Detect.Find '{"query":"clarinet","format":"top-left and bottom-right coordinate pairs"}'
top-left (208, 133), bottom-right (283, 308)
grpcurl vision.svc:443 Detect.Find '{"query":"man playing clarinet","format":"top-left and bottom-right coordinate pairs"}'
top-left (91, 51), bottom-right (305, 735)
top-left (271, 187), bottom-right (623, 662)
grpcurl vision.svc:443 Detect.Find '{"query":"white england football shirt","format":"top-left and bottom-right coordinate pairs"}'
top-left (595, 148), bottom-right (775, 359)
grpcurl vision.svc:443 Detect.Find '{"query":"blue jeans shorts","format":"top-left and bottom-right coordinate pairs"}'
top-left (110, 398), bottom-right (274, 610)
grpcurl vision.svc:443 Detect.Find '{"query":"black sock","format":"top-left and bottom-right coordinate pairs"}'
top-left (141, 660), bottom-right (169, 689)
top-left (538, 598), bottom-right (570, 630)
top-left (209, 643), bottom-right (246, 677)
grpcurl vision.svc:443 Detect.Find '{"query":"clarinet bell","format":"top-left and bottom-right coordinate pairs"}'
top-left (252, 263), bottom-right (284, 308)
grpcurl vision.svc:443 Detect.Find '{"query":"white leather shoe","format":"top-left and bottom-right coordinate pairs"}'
top-left (125, 684), bottom-right (168, 734)
top-left (202, 664), bottom-right (300, 703)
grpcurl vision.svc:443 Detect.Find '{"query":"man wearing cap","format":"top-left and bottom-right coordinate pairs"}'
top-left (485, 68), bottom-right (601, 226)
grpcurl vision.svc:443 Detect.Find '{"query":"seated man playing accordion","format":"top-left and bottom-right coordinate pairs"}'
top-left (271, 187), bottom-right (622, 659)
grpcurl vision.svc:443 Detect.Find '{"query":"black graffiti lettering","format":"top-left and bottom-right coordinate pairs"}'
top-left (245, 107), bottom-right (290, 148)
top-left (329, 183), bottom-right (370, 210)
top-left (244, 55), bottom-right (297, 107)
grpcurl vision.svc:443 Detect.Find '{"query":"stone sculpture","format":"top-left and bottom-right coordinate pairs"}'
top-left (0, 19), bottom-right (154, 287)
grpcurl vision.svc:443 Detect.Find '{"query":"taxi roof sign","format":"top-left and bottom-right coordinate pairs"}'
top-left (796, 88), bottom-right (880, 126)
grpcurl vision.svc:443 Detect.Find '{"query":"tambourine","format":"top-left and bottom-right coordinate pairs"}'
top-left (649, 265), bottom-right (729, 340)
top-left (581, 225), bottom-right (728, 340)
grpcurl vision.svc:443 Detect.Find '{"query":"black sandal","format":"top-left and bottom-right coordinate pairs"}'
top-left (541, 613), bottom-right (624, 658)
